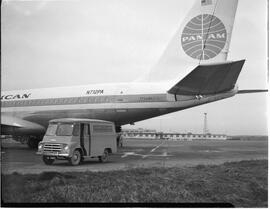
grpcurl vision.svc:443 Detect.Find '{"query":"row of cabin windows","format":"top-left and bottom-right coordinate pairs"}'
top-left (2, 94), bottom-right (168, 108)
top-left (2, 95), bottom-right (167, 108)
top-left (2, 96), bottom-right (116, 107)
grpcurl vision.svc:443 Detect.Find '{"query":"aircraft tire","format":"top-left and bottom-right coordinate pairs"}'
top-left (27, 137), bottom-right (39, 149)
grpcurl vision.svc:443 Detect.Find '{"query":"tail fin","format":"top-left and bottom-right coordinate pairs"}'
top-left (144, 0), bottom-right (239, 82)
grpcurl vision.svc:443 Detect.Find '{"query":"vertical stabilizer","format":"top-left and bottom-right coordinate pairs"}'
top-left (143, 0), bottom-right (239, 82)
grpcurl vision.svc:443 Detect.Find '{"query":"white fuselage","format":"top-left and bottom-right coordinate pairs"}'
top-left (1, 81), bottom-right (237, 135)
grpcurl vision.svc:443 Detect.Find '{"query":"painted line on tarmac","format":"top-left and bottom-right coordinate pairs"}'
top-left (150, 141), bottom-right (165, 152)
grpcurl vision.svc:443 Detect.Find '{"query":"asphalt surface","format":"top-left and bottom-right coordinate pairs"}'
top-left (1, 138), bottom-right (268, 174)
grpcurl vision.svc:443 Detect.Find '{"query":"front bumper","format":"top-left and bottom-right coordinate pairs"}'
top-left (36, 151), bottom-right (69, 157)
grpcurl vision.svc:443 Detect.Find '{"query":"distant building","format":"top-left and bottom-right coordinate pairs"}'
top-left (122, 128), bottom-right (227, 140)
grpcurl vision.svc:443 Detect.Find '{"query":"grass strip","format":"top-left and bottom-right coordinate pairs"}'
top-left (1, 160), bottom-right (267, 207)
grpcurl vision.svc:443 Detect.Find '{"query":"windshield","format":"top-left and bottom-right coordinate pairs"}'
top-left (45, 124), bottom-right (58, 136)
top-left (56, 124), bottom-right (74, 136)
top-left (45, 123), bottom-right (79, 136)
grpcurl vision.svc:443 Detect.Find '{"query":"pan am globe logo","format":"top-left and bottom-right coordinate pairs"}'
top-left (181, 14), bottom-right (227, 60)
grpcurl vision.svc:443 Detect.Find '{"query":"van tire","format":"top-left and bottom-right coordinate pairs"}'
top-left (69, 149), bottom-right (81, 166)
top-left (43, 156), bottom-right (55, 165)
top-left (99, 149), bottom-right (109, 163)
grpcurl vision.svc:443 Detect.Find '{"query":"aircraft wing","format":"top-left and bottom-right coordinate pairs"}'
top-left (168, 60), bottom-right (245, 95)
top-left (1, 115), bottom-right (45, 135)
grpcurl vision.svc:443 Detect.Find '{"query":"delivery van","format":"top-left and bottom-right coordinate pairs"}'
top-left (37, 118), bottom-right (117, 165)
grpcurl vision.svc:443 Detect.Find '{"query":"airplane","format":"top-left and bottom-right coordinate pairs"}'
top-left (1, 0), bottom-right (267, 149)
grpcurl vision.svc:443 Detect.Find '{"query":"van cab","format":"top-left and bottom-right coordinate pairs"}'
top-left (37, 118), bottom-right (117, 165)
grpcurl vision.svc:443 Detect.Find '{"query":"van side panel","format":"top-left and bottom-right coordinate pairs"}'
top-left (90, 123), bottom-right (117, 156)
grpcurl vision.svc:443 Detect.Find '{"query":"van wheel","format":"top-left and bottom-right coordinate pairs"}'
top-left (99, 149), bottom-right (109, 163)
top-left (69, 149), bottom-right (81, 166)
top-left (43, 156), bottom-right (55, 165)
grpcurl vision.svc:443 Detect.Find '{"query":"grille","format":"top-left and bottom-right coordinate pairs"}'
top-left (43, 143), bottom-right (62, 152)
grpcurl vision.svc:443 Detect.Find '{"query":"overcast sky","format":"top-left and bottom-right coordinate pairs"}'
top-left (1, 0), bottom-right (268, 135)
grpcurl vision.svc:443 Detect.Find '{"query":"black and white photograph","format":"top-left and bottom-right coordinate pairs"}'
top-left (1, 0), bottom-right (268, 207)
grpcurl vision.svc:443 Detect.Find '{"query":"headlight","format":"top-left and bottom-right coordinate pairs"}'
top-left (62, 144), bottom-right (70, 152)
top-left (38, 143), bottom-right (43, 151)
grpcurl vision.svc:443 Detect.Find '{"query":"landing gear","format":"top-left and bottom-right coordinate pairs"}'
top-left (115, 126), bottom-right (122, 133)
top-left (116, 126), bottom-right (122, 147)
top-left (43, 156), bottom-right (55, 165)
top-left (13, 135), bottom-right (42, 149)
top-left (20, 136), bottom-right (28, 144)
top-left (27, 136), bottom-right (42, 149)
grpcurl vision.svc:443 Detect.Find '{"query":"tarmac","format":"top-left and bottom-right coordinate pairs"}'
top-left (1, 138), bottom-right (268, 174)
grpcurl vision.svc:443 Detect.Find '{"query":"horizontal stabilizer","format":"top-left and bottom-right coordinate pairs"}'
top-left (168, 60), bottom-right (245, 95)
top-left (237, 89), bottom-right (268, 94)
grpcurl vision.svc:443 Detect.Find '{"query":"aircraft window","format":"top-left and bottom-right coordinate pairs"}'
top-left (83, 97), bottom-right (88, 104)
top-left (81, 97), bottom-right (86, 103)
top-left (38, 99), bottom-right (43, 105)
top-left (40, 99), bottom-right (45, 105)
top-left (68, 98), bottom-right (73, 104)
top-left (79, 97), bottom-right (83, 104)
top-left (8, 101), bottom-right (14, 106)
top-left (63, 98), bottom-right (68, 104)
top-left (74, 97), bottom-right (79, 104)
top-left (57, 98), bottom-right (62, 104)
top-left (55, 98), bottom-right (60, 104)
top-left (46, 99), bottom-right (51, 105)
top-left (67, 98), bottom-right (73, 104)
top-left (33, 100), bottom-right (38, 106)
top-left (62, 98), bottom-right (68, 104)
